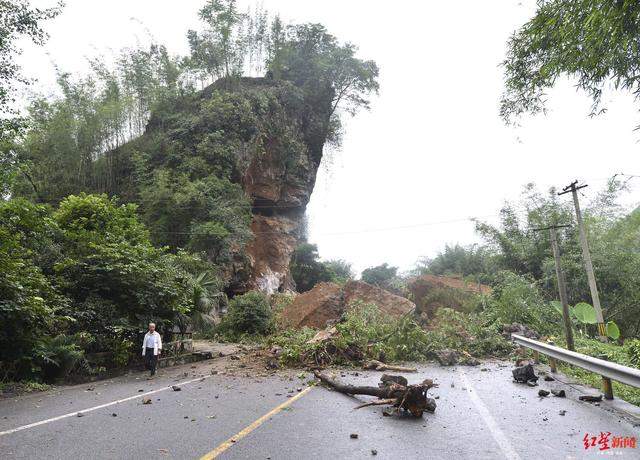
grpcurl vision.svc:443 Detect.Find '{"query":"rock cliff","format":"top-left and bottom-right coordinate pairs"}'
top-left (107, 77), bottom-right (333, 294)
top-left (234, 79), bottom-right (331, 293)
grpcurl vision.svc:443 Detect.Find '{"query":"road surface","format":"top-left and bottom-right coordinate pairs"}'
top-left (1, 356), bottom-right (638, 459)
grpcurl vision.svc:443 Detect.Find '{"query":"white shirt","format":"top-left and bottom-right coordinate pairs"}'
top-left (142, 331), bottom-right (162, 356)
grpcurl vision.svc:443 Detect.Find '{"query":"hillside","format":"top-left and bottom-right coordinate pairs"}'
top-left (98, 77), bottom-right (333, 294)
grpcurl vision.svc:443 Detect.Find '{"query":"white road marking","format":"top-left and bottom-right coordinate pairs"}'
top-left (461, 372), bottom-right (522, 460)
top-left (0, 375), bottom-right (211, 437)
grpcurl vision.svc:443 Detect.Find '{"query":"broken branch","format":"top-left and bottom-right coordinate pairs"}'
top-left (313, 370), bottom-right (437, 417)
top-left (363, 360), bottom-right (417, 372)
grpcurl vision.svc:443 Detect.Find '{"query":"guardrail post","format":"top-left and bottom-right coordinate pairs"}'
top-left (598, 354), bottom-right (614, 400)
top-left (547, 341), bottom-right (557, 373)
top-left (532, 350), bottom-right (540, 364)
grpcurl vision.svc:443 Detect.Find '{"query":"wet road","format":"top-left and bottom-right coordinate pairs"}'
top-left (1, 358), bottom-right (638, 459)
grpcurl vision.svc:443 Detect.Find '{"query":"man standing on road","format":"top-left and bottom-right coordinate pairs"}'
top-left (142, 323), bottom-right (162, 378)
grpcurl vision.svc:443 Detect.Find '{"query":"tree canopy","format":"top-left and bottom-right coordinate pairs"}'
top-left (501, 0), bottom-right (640, 124)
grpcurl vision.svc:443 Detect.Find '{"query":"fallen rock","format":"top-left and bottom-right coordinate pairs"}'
top-left (307, 327), bottom-right (338, 344)
top-left (281, 281), bottom-right (414, 329)
top-left (434, 349), bottom-right (459, 366)
top-left (280, 282), bottom-right (343, 328)
top-left (544, 375), bottom-right (554, 381)
top-left (512, 364), bottom-right (538, 384)
top-left (551, 389), bottom-right (566, 398)
top-left (538, 389), bottom-right (550, 397)
top-left (265, 358), bottom-right (280, 370)
top-left (559, 410), bottom-right (566, 416)
top-left (502, 323), bottom-right (540, 339)
top-left (350, 433), bottom-right (359, 439)
top-left (342, 281), bottom-right (415, 317)
top-left (579, 394), bottom-right (602, 402)
top-left (460, 350), bottom-right (481, 366)
top-left (270, 345), bottom-right (282, 356)
top-left (171, 385), bottom-right (181, 391)
top-left (142, 397), bottom-right (152, 404)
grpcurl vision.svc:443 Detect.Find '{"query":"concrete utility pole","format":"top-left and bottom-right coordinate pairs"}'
top-left (558, 180), bottom-right (607, 339)
top-left (533, 224), bottom-right (575, 351)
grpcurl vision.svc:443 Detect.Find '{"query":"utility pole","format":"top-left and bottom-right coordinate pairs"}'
top-left (533, 224), bottom-right (575, 351)
top-left (559, 180), bottom-right (607, 339)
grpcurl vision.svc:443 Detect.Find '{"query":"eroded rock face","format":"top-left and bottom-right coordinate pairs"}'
top-left (281, 280), bottom-right (416, 329)
top-left (236, 81), bottom-right (330, 293)
top-left (245, 214), bottom-right (300, 294)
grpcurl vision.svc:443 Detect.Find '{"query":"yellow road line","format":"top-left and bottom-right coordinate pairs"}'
top-left (200, 386), bottom-right (314, 460)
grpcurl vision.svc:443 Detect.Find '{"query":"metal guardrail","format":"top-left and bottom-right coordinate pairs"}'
top-left (512, 334), bottom-right (640, 399)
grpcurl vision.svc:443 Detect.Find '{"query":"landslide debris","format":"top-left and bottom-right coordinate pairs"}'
top-left (407, 274), bottom-right (491, 322)
top-left (280, 280), bottom-right (415, 329)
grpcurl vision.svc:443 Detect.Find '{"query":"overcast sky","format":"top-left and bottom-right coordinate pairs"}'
top-left (20, 0), bottom-right (640, 273)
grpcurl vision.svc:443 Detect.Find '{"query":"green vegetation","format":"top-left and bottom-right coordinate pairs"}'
top-left (0, 0), bottom-right (62, 147)
top-left (269, 303), bottom-right (513, 367)
top-left (0, 194), bottom-right (203, 382)
top-left (1, 0), bottom-right (378, 385)
top-left (420, 181), bottom-right (640, 339)
top-left (218, 290), bottom-right (273, 339)
top-left (289, 243), bottom-right (354, 292)
top-left (501, 0), bottom-right (640, 125)
top-left (360, 263), bottom-right (406, 295)
top-left (554, 336), bottom-right (640, 406)
top-left (361, 263), bottom-right (397, 286)
top-left (419, 180), bottom-right (640, 403)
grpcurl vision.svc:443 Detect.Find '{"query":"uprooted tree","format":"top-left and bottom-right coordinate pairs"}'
top-left (314, 371), bottom-right (437, 417)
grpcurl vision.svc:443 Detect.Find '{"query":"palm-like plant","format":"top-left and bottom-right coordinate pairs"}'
top-left (177, 271), bottom-right (225, 334)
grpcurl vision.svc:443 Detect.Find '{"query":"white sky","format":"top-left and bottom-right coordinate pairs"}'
top-left (19, 0), bottom-right (640, 274)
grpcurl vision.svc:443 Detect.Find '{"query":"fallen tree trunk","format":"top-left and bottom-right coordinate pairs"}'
top-left (314, 371), bottom-right (437, 417)
top-left (363, 360), bottom-right (417, 372)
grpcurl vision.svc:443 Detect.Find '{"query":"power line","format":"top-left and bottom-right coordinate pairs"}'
top-left (149, 214), bottom-right (500, 237)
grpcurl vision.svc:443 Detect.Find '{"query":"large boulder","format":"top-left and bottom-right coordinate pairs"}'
top-left (408, 274), bottom-right (491, 321)
top-left (343, 280), bottom-right (414, 316)
top-left (281, 280), bottom-right (415, 329)
top-left (280, 282), bottom-right (344, 329)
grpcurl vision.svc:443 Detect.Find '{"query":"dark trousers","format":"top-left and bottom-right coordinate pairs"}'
top-left (144, 347), bottom-right (158, 375)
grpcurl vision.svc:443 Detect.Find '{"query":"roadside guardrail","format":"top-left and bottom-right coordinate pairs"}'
top-left (511, 333), bottom-right (640, 400)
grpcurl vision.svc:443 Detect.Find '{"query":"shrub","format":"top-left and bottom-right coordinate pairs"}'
top-left (424, 308), bottom-right (514, 357)
top-left (219, 291), bottom-right (272, 338)
top-left (625, 339), bottom-right (640, 368)
top-left (268, 303), bottom-right (513, 367)
top-left (361, 263), bottom-right (397, 287)
top-left (484, 271), bottom-right (557, 335)
top-left (32, 334), bottom-right (90, 382)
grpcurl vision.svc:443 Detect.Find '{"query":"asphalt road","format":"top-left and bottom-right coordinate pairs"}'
top-left (1, 357), bottom-right (638, 459)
